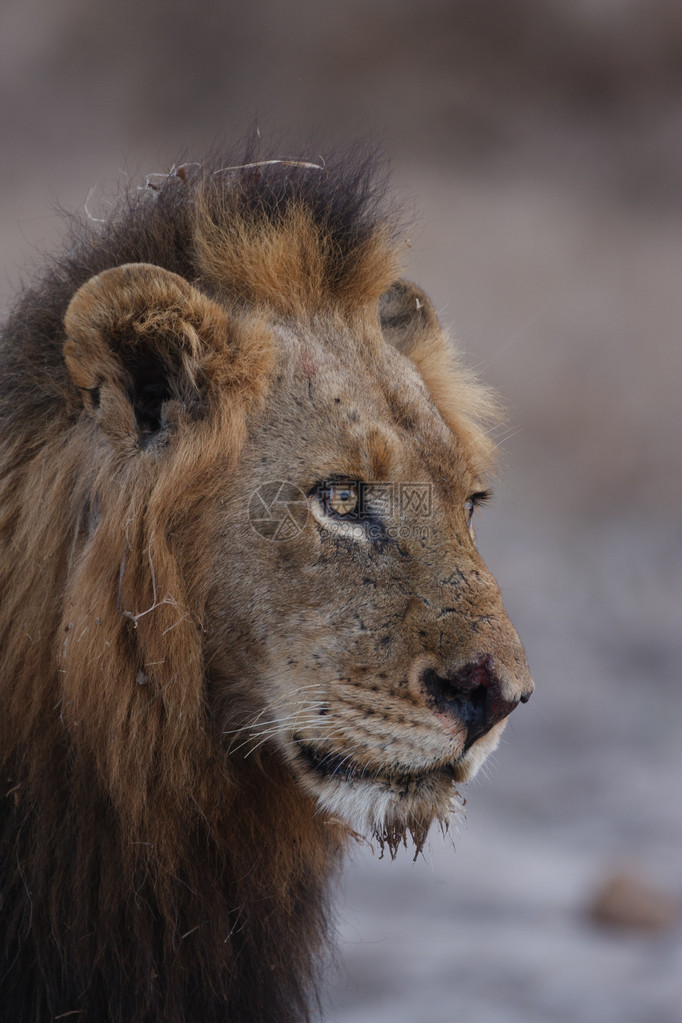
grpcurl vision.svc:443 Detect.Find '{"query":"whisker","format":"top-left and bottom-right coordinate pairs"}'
top-left (222, 684), bottom-right (328, 736)
top-left (228, 706), bottom-right (333, 757)
top-left (228, 718), bottom-right (322, 757)
top-left (238, 716), bottom-right (334, 760)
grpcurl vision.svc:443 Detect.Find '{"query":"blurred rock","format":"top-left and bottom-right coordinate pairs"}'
top-left (589, 869), bottom-right (680, 932)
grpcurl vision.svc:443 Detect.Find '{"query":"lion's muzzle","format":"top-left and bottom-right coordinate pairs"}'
top-left (420, 655), bottom-right (533, 750)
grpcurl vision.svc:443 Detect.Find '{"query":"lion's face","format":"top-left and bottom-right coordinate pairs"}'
top-left (205, 304), bottom-right (533, 839)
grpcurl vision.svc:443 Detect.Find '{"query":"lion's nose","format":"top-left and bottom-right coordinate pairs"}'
top-left (421, 655), bottom-right (529, 749)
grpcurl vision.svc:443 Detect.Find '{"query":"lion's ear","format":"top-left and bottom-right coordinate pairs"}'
top-left (379, 279), bottom-right (440, 357)
top-left (64, 263), bottom-right (230, 447)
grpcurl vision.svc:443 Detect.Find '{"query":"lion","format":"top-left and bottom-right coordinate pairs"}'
top-left (0, 148), bottom-right (533, 1023)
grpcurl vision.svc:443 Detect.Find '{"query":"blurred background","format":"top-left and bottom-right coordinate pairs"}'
top-left (1, 1), bottom-right (680, 1020)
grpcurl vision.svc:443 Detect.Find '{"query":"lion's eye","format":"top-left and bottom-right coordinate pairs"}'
top-left (327, 483), bottom-right (359, 516)
top-left (465, 489), bottom-right (492, 533)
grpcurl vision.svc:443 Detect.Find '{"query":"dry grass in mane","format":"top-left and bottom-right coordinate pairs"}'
top-left (0, 144), bottom-right (505, 1023)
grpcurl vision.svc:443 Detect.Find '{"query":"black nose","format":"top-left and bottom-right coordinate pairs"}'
top-left (421, 655), bottom-right (521, 749)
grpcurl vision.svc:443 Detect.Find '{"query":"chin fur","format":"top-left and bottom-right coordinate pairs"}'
top-left (286, 742), bottom-right (465, 857)
top-left (282, 721), bottom-right (508, 855)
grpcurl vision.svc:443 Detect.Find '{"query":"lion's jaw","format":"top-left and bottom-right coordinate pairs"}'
top-left (267, 668), bottom-right (512, 841)
top-left (206, 311), bottom-right (533, 845)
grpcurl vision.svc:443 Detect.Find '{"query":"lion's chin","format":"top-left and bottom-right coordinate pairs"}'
top-left (287, 722), bottom-right (507, 852)
top-left (289, 740), bottom-right (465, 853)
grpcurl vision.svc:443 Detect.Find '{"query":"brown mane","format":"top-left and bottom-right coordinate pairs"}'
top-left (0, 147), bottom-right (508, 1022)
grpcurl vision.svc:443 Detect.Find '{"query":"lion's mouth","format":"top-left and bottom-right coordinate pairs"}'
top-left (293, 736), bottom-right (456, 788)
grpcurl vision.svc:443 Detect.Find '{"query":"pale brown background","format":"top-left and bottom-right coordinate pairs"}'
top-left (1, 2), bottom-right (680, 1020)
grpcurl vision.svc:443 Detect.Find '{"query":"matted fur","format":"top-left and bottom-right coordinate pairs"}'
top-left (0, 146), bottom-right (530, 1022)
